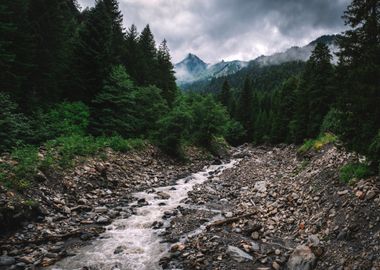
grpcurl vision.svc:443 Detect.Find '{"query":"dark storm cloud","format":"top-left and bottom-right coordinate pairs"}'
top-left (77, 0), bottom-right (350, 63)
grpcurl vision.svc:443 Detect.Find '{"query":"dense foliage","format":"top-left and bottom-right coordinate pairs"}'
top-left (0, 0), bottom-right (379, 191)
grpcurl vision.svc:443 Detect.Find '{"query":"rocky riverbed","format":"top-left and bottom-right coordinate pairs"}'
top-left (0, 145), bottom-right (216, 269)
top-left (161, 145), bottom-right (380, 270)
top-left (1, 144), bottom-right (379, 270)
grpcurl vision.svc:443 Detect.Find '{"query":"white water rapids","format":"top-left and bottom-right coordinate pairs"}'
top-left (50, 159), bottom-right (238, 270)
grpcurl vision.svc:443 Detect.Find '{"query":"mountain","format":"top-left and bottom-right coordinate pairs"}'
top-left (255, 35), bottom-right (338, 67)
top-left (175, 35), bottom-right (338, 88)
top-left (174, 54), bottom-right (248, 86)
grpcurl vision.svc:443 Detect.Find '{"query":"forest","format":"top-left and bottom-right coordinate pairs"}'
top-left (0, 0), bottom-right (379, 191)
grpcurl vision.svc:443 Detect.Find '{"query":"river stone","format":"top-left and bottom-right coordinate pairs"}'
top-left (114, 245), bottom-right (127, 254)
top-left (254, 181), bottom-right (267, 193)
top-left (94, 206), bottom-right (108, 213)
top-left (96, 216), bottom-right (110, 224)
top-left (0, 255), bottom-right (15, 266)
top-left (287, 245), bottom-right (317, 270)
top-left (157, 191), bottom-right (170, 200)
top-left (227, 245), bottom-right (253, 262)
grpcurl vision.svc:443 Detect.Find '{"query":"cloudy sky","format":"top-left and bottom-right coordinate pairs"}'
top-left (77, 0), bottom-right (350, 63)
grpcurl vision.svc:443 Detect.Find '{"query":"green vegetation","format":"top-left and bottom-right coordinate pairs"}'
top-left (298, 133), bottom-right (338, 154)
top-left (340, 163), bottom-right (372, 183)
top-left (0, 0), bottom-right (379, 191)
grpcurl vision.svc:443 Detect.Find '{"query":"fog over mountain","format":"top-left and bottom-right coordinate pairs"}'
top-left (77, 0), bottom-right (349, 63)
top-left (175, 35), bottom-right (338, 85)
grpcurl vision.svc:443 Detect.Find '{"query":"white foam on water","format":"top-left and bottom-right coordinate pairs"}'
top-left (50, 160), bottom-right (238, 270)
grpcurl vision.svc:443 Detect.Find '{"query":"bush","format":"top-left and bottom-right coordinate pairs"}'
top-left (0, 93), bottom-right (31, 152)
top-left (225, 120), bottom-right (246, 146)
top-left (320, 108), bottom-right (344, 136)
top-left (31, 102), bottom-right (90, 143)
top-left (154, 103), bottom-right (193, 157)
top-left (188, 94), bottom-right (229, 147)
top-left (298, 133), bottom-right (337, 154)
top-left (100, 136), bottom-right (146, 153)
top-left (44, 135), bottom-right (102, 168)
top-left (0, 145), bottom-right (39, 190)
top-left (340, 162), bottom-right (372, 183)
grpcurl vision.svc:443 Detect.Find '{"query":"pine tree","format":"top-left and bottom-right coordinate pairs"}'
top-left (90, 65), bottom-right (137, 137)
top-left (336, 0), bottom-right (380, 158)
top-left (156, 39), bottom-right (178, 106)
top-left (219, 79), bottom-right (231, 109)
top-left (70, 0), bottom-right (124, 102)
top-left (122, 24), bottom-right (140, 81)
top-left (271, 76), bottom-right (298, 143)
top-left (306, 43), bottom-right (334, 137)
top-left (236, 77), bottom-right (255, 140)
top-left (290, 43), bottom-right (334, 143)
top-left (0, 0), bottom-right (36, 109)
top-left (137, 24), bottom-right (157, 86)
top-left (27, 0), bottom-right (79, 105)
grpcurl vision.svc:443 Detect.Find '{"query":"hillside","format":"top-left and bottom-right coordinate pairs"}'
top-left (177, 35), bottom-right (337, 92)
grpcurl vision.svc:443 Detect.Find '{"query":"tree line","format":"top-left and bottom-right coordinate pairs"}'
top-left (0, 0), bottom-right (379, 171)
top-left (218, 0), bottom-right (379, 169)
top-left (0, 0), bottom-right (241, 163)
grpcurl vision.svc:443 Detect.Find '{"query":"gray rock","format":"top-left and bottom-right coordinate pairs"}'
top-left (94, 206), bottom-right (108, 213)
top-left (0, 255), bottom-right (16, 266)
top-left (157, 191), bottom-right (170, 200)
top-left (254, 181), bottom-right (267, 193)
top-left (96, 216), bottom-right (110, 224)
top-left (251, 241), bottom-right (260, 251)
top-left (114, 245), bottom-right (126, 254)
top-left (226, 245), bottom-right (253, 262)
top-left (287, 245), bottom-right (317, 270)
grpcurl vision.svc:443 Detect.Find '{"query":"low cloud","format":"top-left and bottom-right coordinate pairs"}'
top-left (78, 0), bottom-right (350, 63)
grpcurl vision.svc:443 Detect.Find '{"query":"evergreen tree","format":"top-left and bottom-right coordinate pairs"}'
top-left (306, 43), bottom-right (334, 137)
top-left (0, 0), bottom-right (36, 109)
top-left (290, 43), bottom-right (334, 142)
top-left (336, 0), bottom-right (380, 159)
top-left (137, 24), bottom-right (157, 86)
top-left (236, 77), bottom-right (255, 140)
top-left (156, 39), bottom-right (178, 106)
top-left (219, 79), bottom-right (231, 109)
top-left (70, 0), bottom-right (124, 102)
top-left (27, 0), bottom-right (79, 105)
top-left (271, 77), bottom-right (298, 143)
top-left (90, 65), bottom-right (137, 137)
top-left (122, 24), bottom-right (140, 81)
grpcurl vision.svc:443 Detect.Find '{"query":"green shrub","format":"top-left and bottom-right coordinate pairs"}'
top-left (320, 108), bottom-right (344, 135)
top-left (100, 136), bottom-right (146, 152)
top-left (225, 120), bottom-right (246, 146)
top-left (340, 162), bottom-right (372, 183)
top-left (188, 94), bottom-right (229, 147)
top-left (45, 135), bottom-right (101, 168)
top-left (0, 145), bottom-right (39, 190)
top-left (298, 133), bottom-right (338, 154)
top-left (154, 103), bottom-right (193, 157)
top-left (0, 93), bottom-right (31, 152)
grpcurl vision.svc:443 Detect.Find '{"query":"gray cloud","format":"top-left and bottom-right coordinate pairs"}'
top-left (77, 0), bottom-right (350, 63)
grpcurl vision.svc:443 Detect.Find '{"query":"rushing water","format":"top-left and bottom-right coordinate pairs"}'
top-left (50, 160), bottom-right (238, 270)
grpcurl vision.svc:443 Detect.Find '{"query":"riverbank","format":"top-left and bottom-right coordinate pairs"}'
top-left (162, 145), bottom-right (380, 270)
top-left (0, 145), bottom-right (218, 269)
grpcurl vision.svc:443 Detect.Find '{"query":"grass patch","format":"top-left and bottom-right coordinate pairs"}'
top-left (298, 133), bottom-right (337, 154)
top-left (340, 162), bottom-right (372, 183)
top-left (0, 135), bottom-right (146, 190)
